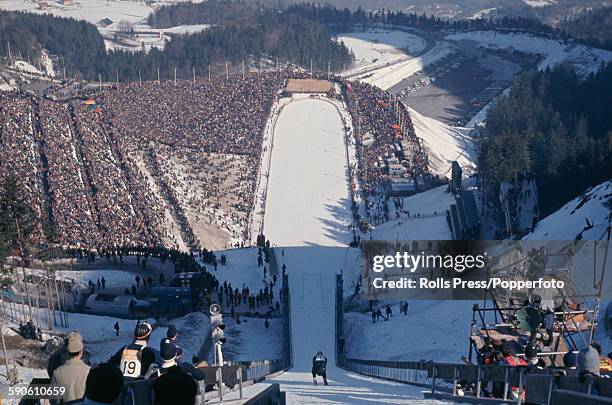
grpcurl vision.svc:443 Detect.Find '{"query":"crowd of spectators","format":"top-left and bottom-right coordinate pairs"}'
top-left (0, 74), bottom-right (283, 251)
top-left (1, 71), bottom-right (432, 253)
top-left (344, 81), bottom-right (429, 193)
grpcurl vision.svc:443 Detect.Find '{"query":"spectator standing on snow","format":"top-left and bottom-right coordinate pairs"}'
top-left (114, 322), bottom-right (120, 337)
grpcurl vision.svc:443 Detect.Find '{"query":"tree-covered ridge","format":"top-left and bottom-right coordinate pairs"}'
top-left (559, 6), bottom-right (612, 51)
top-left (110, 10), bottom-right (353, 81)
top-left (479, 64), bottom-right (612, 216)
top-left (0, 10), bottom-right (107, 77)
top-left (0, 5), bottom-right (353, 81)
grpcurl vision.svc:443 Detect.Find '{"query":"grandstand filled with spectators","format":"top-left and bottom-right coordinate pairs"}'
top-left (0, 71), bottom-right (431, 251)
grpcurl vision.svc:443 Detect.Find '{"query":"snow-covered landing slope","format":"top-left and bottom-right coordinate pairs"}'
top-left (446, 31), bottom-right (612, 76)
top-left (523, 180), bottom-right (612, 241)
top-left (263, 98), bottom-right (351, 247)
top-left (406, 105), bottom-right (477, 178)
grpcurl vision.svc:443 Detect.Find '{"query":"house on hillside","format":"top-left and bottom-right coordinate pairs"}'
top-left (96, 18), bottom-right (114, 28)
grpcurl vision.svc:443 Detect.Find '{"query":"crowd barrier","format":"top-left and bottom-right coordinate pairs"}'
top-left (335, 272), bottom-right (611, 405)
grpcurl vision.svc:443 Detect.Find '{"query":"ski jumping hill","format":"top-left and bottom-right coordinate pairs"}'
top-left (523, 180), bottom-right (612, 241)
top-left (406, 105), bottom-right (477, 178)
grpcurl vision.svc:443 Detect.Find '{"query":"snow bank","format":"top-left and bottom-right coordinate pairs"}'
top-left (220, 316), bottom-right (282, 362)
top-left (62, 313), bottom-right (156, 364)
top-left (371, 185), bottom-right (455, 241)
top-left (12, 60), bottom-right (43, 75)
top-left (149, 312), bottom-right (209, 363)
top-left (523, 180), bottom-right (612, 241)
top-left (339, 29), bottom-right (426, 76)
top-left (446, 31), bottom-right (612, 76)
top-left (353, 41), bottom-right (455, 90)
top-left (407, 105), bottom-right (476, 178)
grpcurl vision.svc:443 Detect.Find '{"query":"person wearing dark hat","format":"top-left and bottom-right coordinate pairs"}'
top-left (47, 331), bottom-right (91, 378)
top-left (50, 334), bottom-right (91, 403)
top-left (166, 325), bottom-right (178, 342)
top-left (78, 363), bottom-right (124, 405)
top-left (109, 321), bottom-right (156, 380)
top-left (152, 347), bottom-right (198, 405)
top-left (147, 341), bottom-right (179, 379)
top-left (524, 344), bottom-right (546, 370)
top-left (563, 351), bottom-right (577, 369)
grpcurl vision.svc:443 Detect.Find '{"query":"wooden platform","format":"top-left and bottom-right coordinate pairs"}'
top-left (286, 79), bottom-right (333, 93)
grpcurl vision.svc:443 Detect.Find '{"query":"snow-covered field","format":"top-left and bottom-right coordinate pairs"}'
top-left (446, 30), bottom-right (612, 76)
top-left (0, 0), bottom-right (152, 25)
top-left (370, 185), bottom-right (455, 241)
top-left (339, 29), bottom-right (426, 77)
top-left (344, 301), bottom-right (473, 362)
top-left (523, 180), bottom-right (612, 241)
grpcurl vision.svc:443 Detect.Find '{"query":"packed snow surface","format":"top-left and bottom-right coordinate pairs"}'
top-left (371, 185), bottom-right (455, 241)
top-left (344, 301), bottom-right (473, 362)
top-left (523, 180), bottom-right (612, 241)
top-left (406, 105), bottom-right (476, 178)
top-left (339, 30), bottom-right (426, 76)
top-left (353, 41), bottom-right (455, 91)
top-left (263, 98), bottom-right (352, 247)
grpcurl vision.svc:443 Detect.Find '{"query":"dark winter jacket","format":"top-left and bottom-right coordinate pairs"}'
top-left (108, 341), bottom-right (156, 379)
top-left (312, 355), bottom-right (327, 375)
top-left (153, 365), bottom-right (198, 405)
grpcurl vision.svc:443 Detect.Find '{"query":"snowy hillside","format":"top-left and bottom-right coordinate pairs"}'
top-left (344, 301), bottom-right (473, 362)
top-left (352, 41), bottom-right (455, 91)
top-left (370, 185), bottom-right (455, 240)
top-left (406, 105), bottom-right (477, 178)
top-left (446, 30), bottom-right (612, 76)
top-left (0, 0), bottom-right (151, 26)
top-left (339, 29), bottom-right (426, 78)
top-left (523, 180), bottom-right (612, 241)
